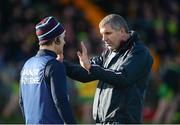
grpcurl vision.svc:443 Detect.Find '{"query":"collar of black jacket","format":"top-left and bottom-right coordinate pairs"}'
top-left (36, 49), bottom-right (57, 58)
top-left (115, 30), bottom-right (139, 53)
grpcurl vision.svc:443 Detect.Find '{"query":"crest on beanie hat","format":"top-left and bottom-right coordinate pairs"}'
top-left (35, 16), bottom-right (64, 45)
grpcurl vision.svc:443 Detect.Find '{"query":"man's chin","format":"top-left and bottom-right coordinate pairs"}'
top-left (108, 46), bottom-right (114, 50)
top-left (107, 45), bottom-right (111, 49)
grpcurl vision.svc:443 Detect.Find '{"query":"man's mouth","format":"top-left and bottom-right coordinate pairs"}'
top-left (105, 43), bottom-right (111, 47)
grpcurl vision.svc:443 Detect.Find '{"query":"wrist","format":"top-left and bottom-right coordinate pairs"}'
top-left (86, 63), bottom-right (91, 74)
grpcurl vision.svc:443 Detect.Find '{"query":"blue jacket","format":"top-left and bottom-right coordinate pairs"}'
top-left (19, 50), bottom-right (75, 124)
top-left (64, 31), bottom-right (153, 124)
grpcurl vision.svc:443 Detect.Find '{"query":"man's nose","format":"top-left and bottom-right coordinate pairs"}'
top-left (102, 35), bottom-right (107, 41)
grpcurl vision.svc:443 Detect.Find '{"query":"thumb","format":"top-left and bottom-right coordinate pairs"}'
top-left (77, 51), bottom-right (82, 58)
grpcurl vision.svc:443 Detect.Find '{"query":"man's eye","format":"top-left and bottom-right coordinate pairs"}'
top-left (105, 32), bottom-right (111, 35)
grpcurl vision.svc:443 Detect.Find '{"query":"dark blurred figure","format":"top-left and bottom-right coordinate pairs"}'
top-left (153, 54), bottom-right (180, 123)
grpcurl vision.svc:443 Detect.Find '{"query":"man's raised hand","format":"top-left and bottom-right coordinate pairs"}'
top-left (77, 42), bottom-right (91, 72)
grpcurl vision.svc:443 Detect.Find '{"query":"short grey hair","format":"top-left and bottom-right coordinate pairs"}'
top-left (99, 14), bottom-right (129, 32)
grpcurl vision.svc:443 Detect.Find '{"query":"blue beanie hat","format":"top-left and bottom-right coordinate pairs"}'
top-left (35, 16), bottom-right (65, 45)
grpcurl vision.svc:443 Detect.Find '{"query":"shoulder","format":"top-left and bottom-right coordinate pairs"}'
top-left (23, 56), bottom-right (35, 66)
top-left (127, 41), bottom-right (153, 63)
top-left (46, 59), bottom-right (65, 70)
top-left (131, 41), bottom-right (150, 55)
top-left (132, 41), bottom-right (153, 63)
top-left (45, 59), bottom-right (66, 76)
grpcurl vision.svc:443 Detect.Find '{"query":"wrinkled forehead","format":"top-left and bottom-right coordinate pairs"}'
top-left (100, 24), bottom-right (114, 34)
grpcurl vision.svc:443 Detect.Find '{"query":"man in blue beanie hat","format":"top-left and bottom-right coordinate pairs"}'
top-left (19, 16), bottom-right (76, 124)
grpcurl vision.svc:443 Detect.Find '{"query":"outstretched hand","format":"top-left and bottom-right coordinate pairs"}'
top-left (77, 42), bottom-right (91, 72)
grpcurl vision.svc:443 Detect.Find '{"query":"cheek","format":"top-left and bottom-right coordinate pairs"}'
top-left (59, 44), bottom-right (64, 51)
top-left (57, 45), bottom-right (61, 50)
top-left (111, 35), bottom-right (119, 44)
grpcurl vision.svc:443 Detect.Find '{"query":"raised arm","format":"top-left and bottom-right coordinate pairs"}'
top-left (78, 42), bottom-right (153, 89)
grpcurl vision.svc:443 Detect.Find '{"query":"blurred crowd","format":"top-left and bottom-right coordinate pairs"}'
top-left (0, 0), bottom-right (179, 123)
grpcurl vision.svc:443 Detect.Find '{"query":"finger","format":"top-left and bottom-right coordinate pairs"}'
top-left (81, 42), bottom-right (87, 54)
top-left (77, 51), bottom-right (82, 58)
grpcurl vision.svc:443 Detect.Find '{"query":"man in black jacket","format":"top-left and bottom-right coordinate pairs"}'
top-left (63, 14), bottom-right (153, 124)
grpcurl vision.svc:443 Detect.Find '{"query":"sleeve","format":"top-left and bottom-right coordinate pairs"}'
top-left (63, 60), bottom-right (98, 83)
top-left (19, 85), bottom-right (25, 120)
top-left (47, 60), bottom-right (76, 124)
top-left (89, 47), bottom-right (153, 89)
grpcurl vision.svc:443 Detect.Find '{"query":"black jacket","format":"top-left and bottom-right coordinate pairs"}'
top-left (64, 31), bottom-right (153, 124)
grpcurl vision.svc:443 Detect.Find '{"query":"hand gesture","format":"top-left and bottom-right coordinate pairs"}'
top-left (77, 42), bottom-right (91, 72)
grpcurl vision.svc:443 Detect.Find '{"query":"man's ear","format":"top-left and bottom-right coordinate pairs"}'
top-left (55, 40), bottom-right (60, 45)
top-left (119, 27), bottom-right (127, 38)
top-left (55, 37), bottom-right (60, 45)
top-left (119, 27), bottom-right (126, 34)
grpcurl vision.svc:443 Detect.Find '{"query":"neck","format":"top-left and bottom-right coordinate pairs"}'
top-left (114, 32), bottom-right (131, 51)
top-left (120, 33), bottom-right (130, 46)
top-left (125, 32), bottom-right (131, 41)
top-left (39, 45), bottom-right (56, 54)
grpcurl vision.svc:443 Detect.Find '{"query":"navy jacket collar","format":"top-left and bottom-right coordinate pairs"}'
top-left (36, 49), bottom-right (57, 58)
top-left (116, 31), bottom-right (139, 53)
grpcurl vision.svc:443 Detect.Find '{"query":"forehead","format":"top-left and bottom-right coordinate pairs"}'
top-left (100, 24), bottom-right (114, 34)
top-left (61, 30), bottom-right (66, 36)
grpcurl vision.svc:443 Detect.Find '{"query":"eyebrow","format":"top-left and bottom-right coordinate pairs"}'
top-left (103, 31), bottom-right (112, 34)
